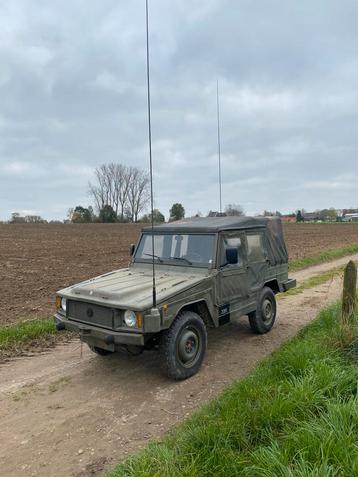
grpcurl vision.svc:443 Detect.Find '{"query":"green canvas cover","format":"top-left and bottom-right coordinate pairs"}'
top-left (146, 216), bottom-right (267, 233)
top-left (264, 218), bottom-right (288, 265)
top-left (144, 216), bottom-right (288, 265)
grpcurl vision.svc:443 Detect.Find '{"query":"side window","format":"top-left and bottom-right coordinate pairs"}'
top-left (247, 234), bottom-right (264, 262)
top-left (220, 236), bottom-right (243, 267)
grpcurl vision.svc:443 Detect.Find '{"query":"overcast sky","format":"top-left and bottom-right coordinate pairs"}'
top-left (0, 0), bottom-right (357, 220)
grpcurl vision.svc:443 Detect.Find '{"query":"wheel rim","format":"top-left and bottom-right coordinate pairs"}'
top-left (262, 298), bottom-right (274, 323)
top-left (177, 327), bottom-right (201, 368)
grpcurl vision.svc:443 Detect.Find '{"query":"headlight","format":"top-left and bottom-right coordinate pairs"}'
top-left (61, 297), bottom-right (67, 312)
top-left (124, 310), bottom-right (136, 327)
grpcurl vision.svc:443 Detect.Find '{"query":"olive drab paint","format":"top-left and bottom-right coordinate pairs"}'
top-left (54, 216), bottom-right (296, 378)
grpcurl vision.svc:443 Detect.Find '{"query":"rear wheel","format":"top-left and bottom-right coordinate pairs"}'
top-left (248, 286), bottom-right (277, 334)
top-left (159, 311), bottom-right (207, 380)
top-left (88, 345), bottom-right (114, 356)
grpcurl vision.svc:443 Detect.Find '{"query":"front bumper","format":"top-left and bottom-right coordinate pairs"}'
top-left (54, 312), bottom-right (146, 349)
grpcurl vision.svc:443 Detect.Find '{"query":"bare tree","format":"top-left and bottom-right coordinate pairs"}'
top-left (126, 167), bottom-right (150, 222)
top-left (106, 163), bottom-right (130, 217)
top-left (88, 163), bottom-right (150, 222)
top-left (67, 208), bottom-right (74, 221)
top-left (88, 163), bottom-right (128, 220)
top-left (116, 164), bottom-right (132, 221)
top-left (88, 165), bottom-right (109, 212)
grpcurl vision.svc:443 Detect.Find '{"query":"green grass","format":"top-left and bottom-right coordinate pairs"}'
top-left (108, 303), bottom-right (358, 477)
top-left (289, 243), bottom-right (358, 271)
top-left (0, 318), bottom-right (56, 352)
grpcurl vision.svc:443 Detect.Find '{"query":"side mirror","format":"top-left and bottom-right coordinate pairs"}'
top-left (129, 244), bottom-right (135, 256)
top-left (226, 247), bottom-right (238, 265)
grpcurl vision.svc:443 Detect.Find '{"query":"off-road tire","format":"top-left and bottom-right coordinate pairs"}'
top-left (88, 345), bottom-right (114, 356)
top-left (248, 286), bottom-right (277, 334)
top-left (159, 311), bottom-right (207, 380)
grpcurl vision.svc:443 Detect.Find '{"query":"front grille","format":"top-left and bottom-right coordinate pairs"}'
top-left (68, 300), bottom-right (121, 329)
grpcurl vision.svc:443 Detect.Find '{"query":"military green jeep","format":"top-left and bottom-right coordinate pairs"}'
top-left (55, 216), bottom-right (295, 379)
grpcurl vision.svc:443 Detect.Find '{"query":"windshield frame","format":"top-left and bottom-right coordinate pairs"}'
top-left (133, 232), bottom-right (218, 269)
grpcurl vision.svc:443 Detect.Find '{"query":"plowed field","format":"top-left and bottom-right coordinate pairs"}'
top-left (1, 223), bottom-right (357, 325)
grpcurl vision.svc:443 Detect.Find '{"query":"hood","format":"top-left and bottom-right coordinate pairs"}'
top-left (59, 266), bottom-right (209, 310)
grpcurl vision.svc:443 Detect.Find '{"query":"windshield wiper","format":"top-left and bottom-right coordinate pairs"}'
top-left (167, 256), bottom-right (192, 265)
top-left (143, 253), bottom-right (163, 263)
top-left (143, 254), bottom-right (192, 265)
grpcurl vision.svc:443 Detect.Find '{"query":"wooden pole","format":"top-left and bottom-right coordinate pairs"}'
top-left (342, 260), bottom-right (357, 324)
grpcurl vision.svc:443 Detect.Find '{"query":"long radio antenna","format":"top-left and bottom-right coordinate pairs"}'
top-left (216, 80), bottom-right (223, 214)
top-left (145, 0), bottom-right (156, 308)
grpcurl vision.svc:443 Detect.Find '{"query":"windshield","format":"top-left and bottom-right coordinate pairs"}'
top-left (134, 233), bottom-right (216, 267)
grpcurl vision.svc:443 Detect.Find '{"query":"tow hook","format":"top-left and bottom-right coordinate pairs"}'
top-left (105, 335), bottom-right (115, 345)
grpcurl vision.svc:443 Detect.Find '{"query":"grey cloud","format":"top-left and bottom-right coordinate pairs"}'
top-left (0, 0), bottom-right (357, 220)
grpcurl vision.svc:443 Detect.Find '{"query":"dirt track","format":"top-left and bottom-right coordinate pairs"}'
top-left (1, 254), bottom-right (357, 477)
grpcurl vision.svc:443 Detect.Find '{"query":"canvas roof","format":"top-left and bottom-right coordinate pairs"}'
top-left (143, 216), bottom-right (271, 233)
top-left (142, 216), bottom-right (288, 264)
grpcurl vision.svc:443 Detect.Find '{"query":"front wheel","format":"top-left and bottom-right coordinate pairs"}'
top-left (248, 286), bottom-right (277, 334)
top-left (159, 311), bottom-right (207, 380)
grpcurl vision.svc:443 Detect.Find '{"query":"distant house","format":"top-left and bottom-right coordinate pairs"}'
top-left (281, 215), bottom-right (296, 223)
top-left (339, 208), bottom-right (358, 222)
top-left (342, 208), bottom-right (358, 216)
top-left (343, 213), bottom-right (358, 222)
top-left (302, 212), bottom-right (320, 222)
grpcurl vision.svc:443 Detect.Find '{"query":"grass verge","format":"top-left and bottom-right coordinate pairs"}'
top-left (108, 303), bottom-right (358, 477)
top-left (279, 264), bottom-right (348, 298)
top-left (0, 318), bottom-right (56, 357)
top-left (289, 243), bottom-right (358, 271)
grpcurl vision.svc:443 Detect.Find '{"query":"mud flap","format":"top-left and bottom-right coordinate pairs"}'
top-left (283, 278), bottom-right (296, 291)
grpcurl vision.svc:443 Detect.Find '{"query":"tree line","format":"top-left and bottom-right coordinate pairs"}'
top-left (69, 199), bottom-right (246, 224)
top-left (68, 201), bottom-right (187, 224)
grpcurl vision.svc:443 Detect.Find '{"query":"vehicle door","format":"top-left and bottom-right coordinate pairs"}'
top-left (216, 232), bottom-right (248, 320)
top-left (245, 231), bottom-right (266, 296)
